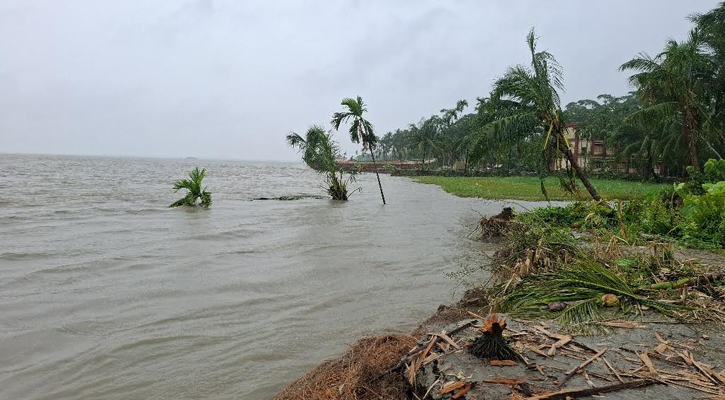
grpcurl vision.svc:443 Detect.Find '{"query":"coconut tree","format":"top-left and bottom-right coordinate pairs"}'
top-left (692, 3), bottom-right (725, 137)
top-left (482, 28), bottom-right (601, 200)
top-left (170, 167), bottom-right (212, 208)
top-left (409, 117), bottom-right (441, 169)
top-left (620, 29), bottom-right (716, 170)
top-left (286, 125), bottom-right (355, 201)
top-left (331, 96), bottom-right (386, 204)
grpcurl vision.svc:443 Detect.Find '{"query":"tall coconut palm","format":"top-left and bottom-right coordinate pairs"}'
top-left (620, 29), bottom-right (716, 170)
top-left (484, 28), bottom-right (601, 200)
top-left (692, 4), bottom-right (725, 160)
top-left (286, 125), bottom-right (355, 200)
top-left (331, 96), bottom-right (386, 204)
top-left (170, 167), bottom-right (212, 208)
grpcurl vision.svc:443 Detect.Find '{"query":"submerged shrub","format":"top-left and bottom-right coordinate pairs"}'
top-left (325, 170), bottom-right (360, 201)
top-left (170, 167), bottom-right (212, 208)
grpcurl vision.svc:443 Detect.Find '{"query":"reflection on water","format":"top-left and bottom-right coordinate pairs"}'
top-left (0, 154), bottom-right (544, 400)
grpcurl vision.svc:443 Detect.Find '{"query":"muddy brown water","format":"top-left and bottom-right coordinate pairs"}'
top-left (0, 154), bottom-right (555, 400)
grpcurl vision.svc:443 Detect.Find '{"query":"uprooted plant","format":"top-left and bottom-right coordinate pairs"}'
top-left (286, 125), bottom-right (360, 201)
top-left (468, 313), bottom-right (517, 360)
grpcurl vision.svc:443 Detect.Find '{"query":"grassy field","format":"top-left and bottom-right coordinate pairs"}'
top-left (413, 176), bottom-right (670, 201)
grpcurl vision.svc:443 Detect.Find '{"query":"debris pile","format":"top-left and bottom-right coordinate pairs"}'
top-left (480, 207), bottom-right (519, 240)
top-left (401, 315), bottom-right (725, 399)
top-left (273, 334), bottom-right (416, 400)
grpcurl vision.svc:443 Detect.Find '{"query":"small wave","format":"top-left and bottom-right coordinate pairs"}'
top-left (252, 194), bottom-right (326, 201)
top-left (110, 335), bottom-right (204, 354)
top-left (0, 252), bottom-right (52, 261)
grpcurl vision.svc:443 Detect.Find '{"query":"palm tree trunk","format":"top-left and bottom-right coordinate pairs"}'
top-left (369, 148), bottom-right (386, 205)
top-left (558, 131), bottom-right (601, 201)
top-left (684, 106), bottom-right (700, 170)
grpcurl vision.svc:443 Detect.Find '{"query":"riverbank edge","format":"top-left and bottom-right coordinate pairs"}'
top-left (271, 221), bottom-right (725, 400)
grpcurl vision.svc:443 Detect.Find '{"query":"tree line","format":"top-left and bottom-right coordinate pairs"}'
top-left (284, 2), bottom-right (724, 203)
top-left (367, 3), bottom-right (725, 184)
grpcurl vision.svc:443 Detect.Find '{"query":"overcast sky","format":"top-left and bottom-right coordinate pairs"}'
top-left (0, 0), bottom-right (719, 161)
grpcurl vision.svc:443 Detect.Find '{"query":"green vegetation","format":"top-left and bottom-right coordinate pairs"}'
top-left (414, 176), bottom-right (668, 201)
top-left (362, 2), bottom-right (725, 195)
top-left (475, 28), bottom-right (601, 200)
top-left (460, 161), bottom-right (725, 332)
top-left (286, 126), bottom-right (357, 201)
top-left (170, 167), bottom-right (212, 208)
top-left (514, 159), bottom-right (725, 249)
top-left (500, 261), bottom-right (682, 331)
top-left (332, 96), bottom-right (386, 205)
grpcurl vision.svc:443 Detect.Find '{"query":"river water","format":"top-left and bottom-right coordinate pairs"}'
top-left (0, 154), bottom-right (542, 400)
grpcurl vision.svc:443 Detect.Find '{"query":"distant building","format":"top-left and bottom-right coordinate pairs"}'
top-left (552, 123), bottom-right (664, 176)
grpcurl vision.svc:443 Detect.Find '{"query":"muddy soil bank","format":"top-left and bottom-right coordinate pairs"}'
top-left (411, 291), bottom-right (725, 399)
top-left (273, 268), bottom-right (725, 400)
top-left (272, 232), bottom-right (725, 400)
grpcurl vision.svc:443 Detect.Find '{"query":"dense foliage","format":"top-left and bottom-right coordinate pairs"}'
top-left (364, 2), bottom-right (725, 182)
top-left (518, 158), bottom-right (725, 249)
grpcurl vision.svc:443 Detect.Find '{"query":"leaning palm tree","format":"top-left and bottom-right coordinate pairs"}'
top-left (170, 167), bottom-right (212, 208)
top-left (480, 28), bottom-right (601, 200)
top-left (620, 29), bottom-right (716, 170)
top-left (286, 125), bottom-right (356, 200)
top-left (331, 96), bottom-right (386, 204)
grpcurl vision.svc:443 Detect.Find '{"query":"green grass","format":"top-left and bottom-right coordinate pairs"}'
top-left (413, 176), bottom-right (670, 201)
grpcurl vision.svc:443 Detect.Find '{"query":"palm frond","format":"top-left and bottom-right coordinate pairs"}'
top-left (169, 167), bottom-right (210, 208)
top-left (499, 261), bottom-right (681, 330)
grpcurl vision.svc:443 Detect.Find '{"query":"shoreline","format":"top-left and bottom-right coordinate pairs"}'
top-left (273, 274), bottom-right (725, 400)
top-left (271, 203), bottom-right (725, 400)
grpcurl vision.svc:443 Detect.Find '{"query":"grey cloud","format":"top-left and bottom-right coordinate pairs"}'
top-left (0, 0), bottom-right (719, 160)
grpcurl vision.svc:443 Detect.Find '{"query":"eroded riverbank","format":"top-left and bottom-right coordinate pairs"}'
top-left (273, 203), bottom-right (725, 400)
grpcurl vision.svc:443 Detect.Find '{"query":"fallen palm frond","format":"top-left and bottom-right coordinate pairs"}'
top-left (498, 261), bottom-right (683, 332)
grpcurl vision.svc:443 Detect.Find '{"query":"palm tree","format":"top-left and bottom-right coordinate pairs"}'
top-left (409, 118), bottom-right (441, 169)
top-left (331, 96), bottom-right (386, 204)
top-left (620, 29), bottom-right (716, 170)
top-left (440, 99), bottom-right (469, 125)
top-left (692, 3), bottom-right (725, 137)
top-left (483, 28), bottom-right (601, 200)
top-left (170, 167), bottom-right (212, 208)
top-left (286, 125), bottom-right (337, 172)
top-left (286, 125), bottom-right (354, 200)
